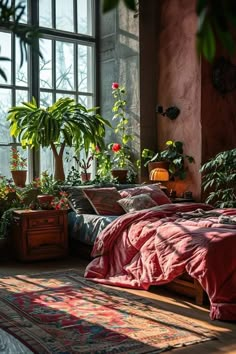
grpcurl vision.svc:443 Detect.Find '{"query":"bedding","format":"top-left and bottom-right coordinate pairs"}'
top-left (68, 212), bottom-right (118, 245)
top-left (84, 202), bottom-right (236, 321)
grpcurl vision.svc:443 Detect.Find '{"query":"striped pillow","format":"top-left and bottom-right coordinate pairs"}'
top-left (83, 187), bottom-right (125, 216)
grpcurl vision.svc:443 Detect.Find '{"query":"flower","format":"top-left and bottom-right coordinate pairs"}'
top-left (112, 82), bottom-right (119, 89)
top-left (112, 143), bottom-right (121, 152)
top-left (32, 171), bottom-right (59, 195)
top-left (51, 191), bottom-right (69, 210)
top-left (10, 147), bottom-right (27, 171)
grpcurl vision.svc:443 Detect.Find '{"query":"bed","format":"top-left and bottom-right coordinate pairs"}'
top-left (66, 183), bottom-right (236, 321)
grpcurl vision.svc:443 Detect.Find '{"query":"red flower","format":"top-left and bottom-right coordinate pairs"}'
top-left (95, 145), bottom-right (100, 153)
top-left (112, 82), bottom-right (119, 90)
top-left (112, 143), bottom-right (121, 152)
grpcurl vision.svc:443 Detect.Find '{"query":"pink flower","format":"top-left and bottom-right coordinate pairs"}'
top-left (112, 82), bottom-right (119, 90)
top-left (112, 143), bottom-right (121, 152)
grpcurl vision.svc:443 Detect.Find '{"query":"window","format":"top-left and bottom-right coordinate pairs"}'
top-left (0, 0), bottom-right (96, 180)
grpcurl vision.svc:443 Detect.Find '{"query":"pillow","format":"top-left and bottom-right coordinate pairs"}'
top-left (61, 186), bottom-right (96, 214)
top-left (118, 183), bottom-right (171, 205)
top-left (83, 187), bottom-right (125, 216)
top-left (118, 193), bottom-right (158, 213)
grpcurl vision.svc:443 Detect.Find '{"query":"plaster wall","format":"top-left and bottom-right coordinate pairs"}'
top-left (157, 0), bottom-right (202, 200)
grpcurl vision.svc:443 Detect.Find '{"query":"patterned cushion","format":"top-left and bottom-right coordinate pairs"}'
top-left (118, 193), bottom-right (157, 213)
top-left (118, 184), bottom-right (171, 205)
top-left (61, 186), bottom-right (96, 214)
top-left (83, 187), bottom-right (125, 216)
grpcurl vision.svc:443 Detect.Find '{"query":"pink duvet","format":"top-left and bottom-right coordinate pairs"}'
top-left (84, 203), bottom-right (236, 321)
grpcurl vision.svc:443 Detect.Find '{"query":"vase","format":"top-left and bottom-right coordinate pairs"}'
top-left (11, 170), bottom-right (27, 187)
top-left (37, 195), bottom-right (55, 210)
top-left (111, 169), bottom-right (128, 184)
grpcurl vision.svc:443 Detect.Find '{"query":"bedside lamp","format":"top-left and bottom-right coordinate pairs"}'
top-left (149, 167), bottom-right (169, 195)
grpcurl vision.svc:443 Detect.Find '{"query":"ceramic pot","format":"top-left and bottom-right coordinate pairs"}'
top-left (11, 170), bottom-right (27, 187)
top-left (81, 172), bottom-right (91, 182)
top-left (37, 195), bottom-right (55, 210)
top-left (111, 169), bottom-right (128, 184)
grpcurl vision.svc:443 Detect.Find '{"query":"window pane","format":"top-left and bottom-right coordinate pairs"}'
top-left (0, 88), bottom-right (12, 143)
top-left (56, 93), bottom-right (75, 100)
top-left (15, 37), bottom-right (28, 87)
top-left (39, 0), bottom-right (52, 28)
top-left (40, 148), bottom-right (54, 176)
top-left (56, 0), bottom-right (74, 32)
top-left (78, 44), bottom-right (94, 93)
top-left (15, 0), bottom-right (28, 24)
top-left (16, 90), bottom-right (29, 106)
top-left (0, 32), bottom-right (11, 85)
top-left (79, 95), bottom-right (93, 108)
top-left (0, 146), bottom-right (11, 178)
top-left (56, 41), bottom-right (74, 90)
top-left (40, 92), bottom-right (53, 107)
top-left (77, 0), bottom-right (93, 36)
top-left (64, 146), bottom-right (76, 178)
top-left (40, 39), bottom-right (52, 89)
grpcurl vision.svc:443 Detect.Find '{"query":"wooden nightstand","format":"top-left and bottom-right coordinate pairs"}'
top-left (11, 209), bottom-right (68, 261)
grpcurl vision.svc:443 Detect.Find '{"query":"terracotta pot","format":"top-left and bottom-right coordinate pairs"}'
top-left (111, 169), bottom-right (128, 184)
top-left (37, 195), bottom-right (55, 210)
top-left (11, 170), bottom-right (27, 187)
top-left (81, 172), bottom-right (91, 182)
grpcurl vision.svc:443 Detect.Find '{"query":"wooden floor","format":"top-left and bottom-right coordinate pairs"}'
top-left (0, 253), bottom-right (236, 354)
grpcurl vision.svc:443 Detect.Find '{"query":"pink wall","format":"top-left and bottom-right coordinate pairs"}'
top-left (157, 0), bottom-right (201, 199)
top-left (201, 59), bottom-right (236, 163)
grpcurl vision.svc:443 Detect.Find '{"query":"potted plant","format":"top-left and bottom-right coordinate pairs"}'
top-left (200, 148), bottom-right (236, 207)
top-left (9, 146), bottom-right (27, 187)
top-left (142, 140), bottom-right (194, 180)
top-left (73, 154), bottom-right (94, 182)
top-left (34, 171), bottom-right (59, 209)
top-left (108, 82), bottom-right (137, 183)
top-left (6, 97), bottom-right (111, 181)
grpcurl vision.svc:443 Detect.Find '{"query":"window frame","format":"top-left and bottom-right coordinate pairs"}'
top-left (0, 0), bottom-right (98, 180)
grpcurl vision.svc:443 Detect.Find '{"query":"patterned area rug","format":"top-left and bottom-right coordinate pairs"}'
top-left (0, 270), bottom-right (215, 353)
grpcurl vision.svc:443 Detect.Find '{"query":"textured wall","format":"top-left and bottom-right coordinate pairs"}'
top-left (156, 0), bottom-right (202, 200)
top-left (201, 57), bottom-right (236, 163)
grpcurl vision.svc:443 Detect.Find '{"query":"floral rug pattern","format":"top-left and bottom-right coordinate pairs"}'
top-left (0, 270), bottom-right (215, 353)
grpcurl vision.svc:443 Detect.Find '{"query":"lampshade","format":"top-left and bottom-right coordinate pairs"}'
top-left (149, 168), bottom-right (169, 182)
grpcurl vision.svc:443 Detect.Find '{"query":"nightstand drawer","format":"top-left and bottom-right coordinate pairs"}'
top-left (28, 215), bottom-right (59, 228)
top-left (27, 228), bottom-right (63, 249)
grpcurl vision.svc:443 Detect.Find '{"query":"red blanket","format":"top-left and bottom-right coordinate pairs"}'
top-left (85, 203), bottom-right (236, 321)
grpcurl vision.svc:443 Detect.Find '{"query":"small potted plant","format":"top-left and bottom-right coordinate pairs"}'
top-left (10, 146), bottom-right (27, 187)
top-left (109, 82), bottom-right (137, 183)
top-left (142, 140), bottom-right (194, 180)
top-left (73, 155), bottom-right (93, 182)
top-left (34, 171), bottom-right (59, 209)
